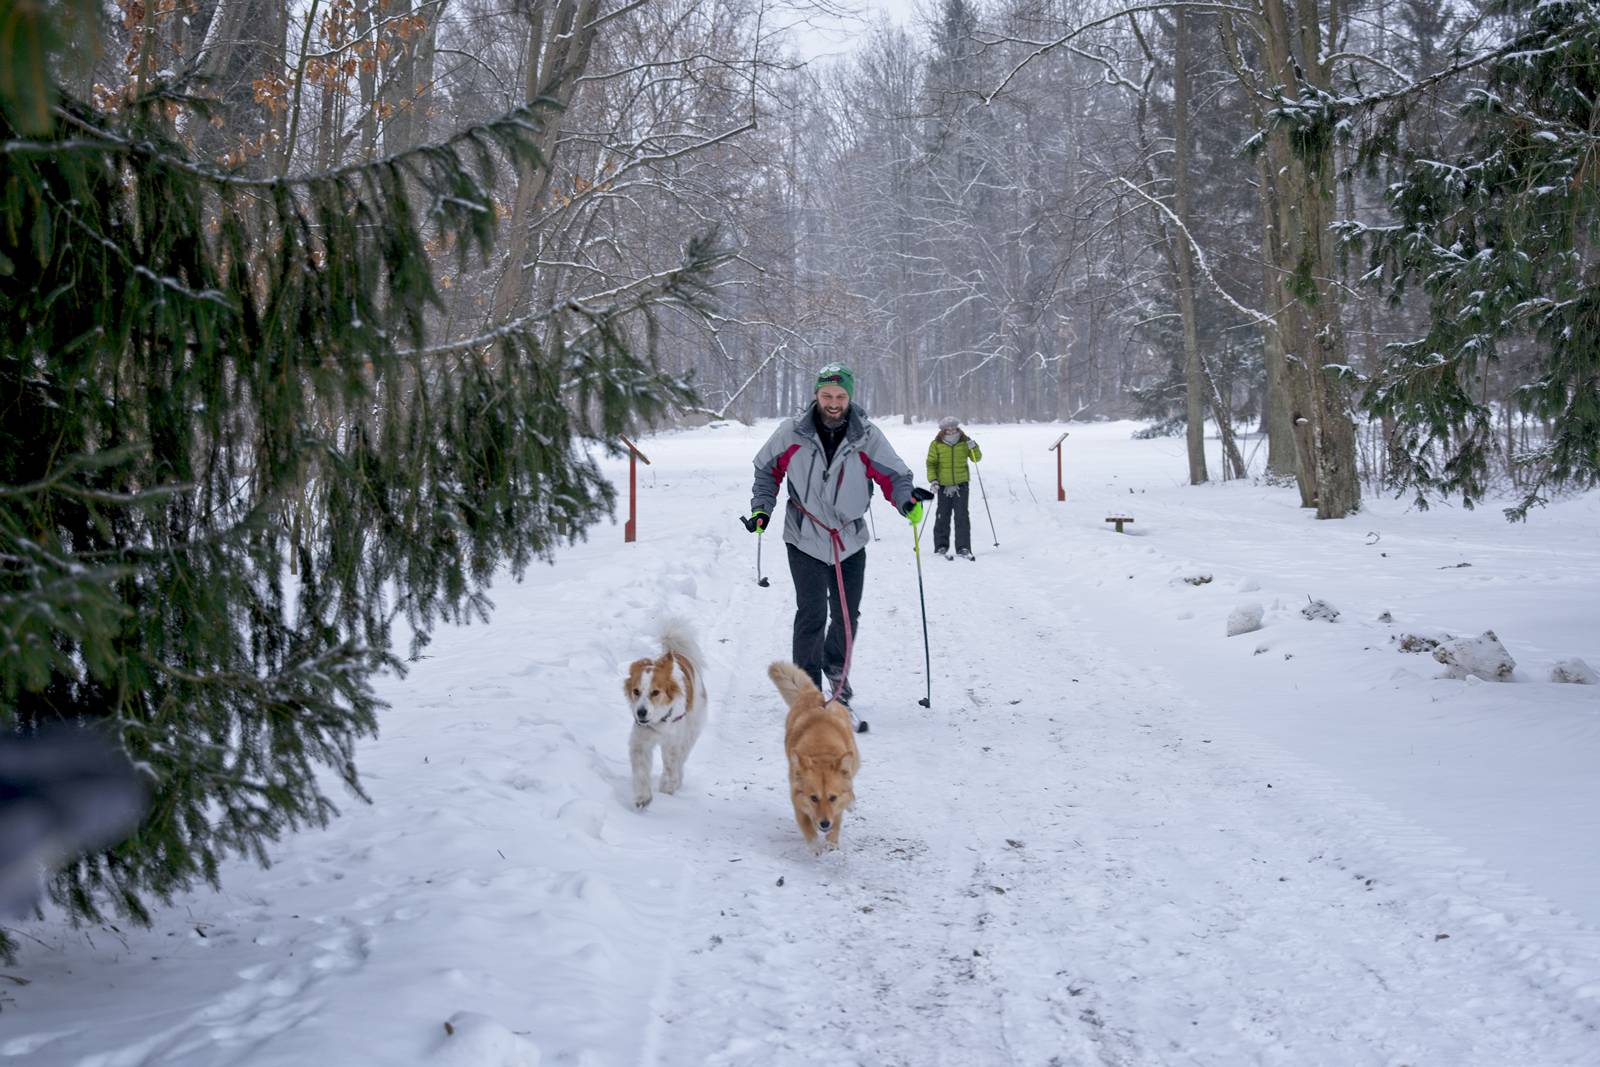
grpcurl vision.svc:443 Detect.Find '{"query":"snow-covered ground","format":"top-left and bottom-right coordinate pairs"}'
top-left (5, 419), bottom-right (1599, 1065)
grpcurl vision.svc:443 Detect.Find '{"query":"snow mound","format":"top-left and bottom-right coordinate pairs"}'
top-left (1227, 603), bottom-right (1264, 637)
top-left (1433, 631), bottom-right (1516, 682)
top-left (1394, 632), bottom-right (1447, 654)
top-left (1300, 598), bottom-right (1340, 622)
top-left (433, 1011), bottom-right (542, 1066)
top-left (1549, 658), bottom-right (1597, 685)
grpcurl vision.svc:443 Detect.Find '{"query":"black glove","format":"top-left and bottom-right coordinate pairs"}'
top-left (899, 485), bottom-right (935, 520)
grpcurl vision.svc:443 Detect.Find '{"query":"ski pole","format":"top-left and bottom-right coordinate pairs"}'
top-left (739, 514), bottom-right (771, 587)
top-left (908, 487), bottom-right (935, 708)
top-left (868, 501), bottom-right (879, 541)
top-left (974, 463), bottom-right (998, 547)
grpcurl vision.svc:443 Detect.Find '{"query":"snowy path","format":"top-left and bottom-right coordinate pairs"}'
top-left (622, 518), bottom-right (1597, 1066)
top-left (6, 420), bottom-right (1599, 1065)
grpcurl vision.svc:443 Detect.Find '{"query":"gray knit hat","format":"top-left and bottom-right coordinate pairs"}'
top-left (938, 416), bottom-right (960, 431)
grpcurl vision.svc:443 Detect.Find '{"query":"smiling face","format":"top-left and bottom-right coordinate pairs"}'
top-left (624, 655), bottom-right (685, 726)
top-left (815, 384), bottom-right (850, 423)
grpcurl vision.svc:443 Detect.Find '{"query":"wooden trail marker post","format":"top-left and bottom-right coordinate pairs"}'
top-left (620, 436), bottom-right (651, 543)
top-left (1049, 432), bottom-right (1070, 502)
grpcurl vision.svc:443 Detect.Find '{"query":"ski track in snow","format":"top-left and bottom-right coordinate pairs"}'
top-left (632, 528), bottom-right (1598, 1066)
top-left (5, 422), bottom-right (1599, 1065)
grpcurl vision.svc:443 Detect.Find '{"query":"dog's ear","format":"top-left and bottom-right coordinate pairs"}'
top-left (836, 753), bottom-right (856, 777)
top-left (789, 751), bottom-right (806, 775)
top-left (623, 659), bottom-right (652, 691)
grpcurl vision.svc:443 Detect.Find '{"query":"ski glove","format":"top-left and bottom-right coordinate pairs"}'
top-left (942, 484), bottom-right (960, 498)
top-left (742, 510), bottom-right (769, 534)
top-left (901, 486), bottom-right (935, 524)
top-left (965, 437), bottom-right (978, 451)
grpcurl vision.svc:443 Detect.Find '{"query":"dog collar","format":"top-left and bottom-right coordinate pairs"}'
top-left (642, 709), bottom-right (688, 730)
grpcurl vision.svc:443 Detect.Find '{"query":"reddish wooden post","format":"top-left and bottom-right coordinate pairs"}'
top-left (620, 436), bottom-right (651, 543)
top-left (1049, 431), bottom-right (1070, 501)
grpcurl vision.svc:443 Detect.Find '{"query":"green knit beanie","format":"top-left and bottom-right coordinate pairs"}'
top-left (814, 362), bottom-right (854, 397)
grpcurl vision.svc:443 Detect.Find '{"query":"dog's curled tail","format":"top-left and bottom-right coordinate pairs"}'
top-left (768, 661), bottom-right (821, 706)
top-left (659, 617), bottom-right (705, 667)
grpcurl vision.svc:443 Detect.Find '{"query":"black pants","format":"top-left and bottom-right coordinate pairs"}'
top-left (933, 483), bottom-right (972, 553)
top-left (786, 543), bottom-right (866, 689)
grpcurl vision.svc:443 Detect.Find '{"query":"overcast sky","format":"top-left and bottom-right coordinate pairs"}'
top-left (783, 0), bottom-right (922, 63)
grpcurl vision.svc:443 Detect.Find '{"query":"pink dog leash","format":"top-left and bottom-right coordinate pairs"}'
top-left (787, 498), bottom-right (855, 706)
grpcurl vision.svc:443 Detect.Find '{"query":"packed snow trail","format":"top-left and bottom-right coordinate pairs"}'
top-left (5, 421), bottom-right (1598, 1065)
top-left (623, 515), bottom-right (1596, 1066)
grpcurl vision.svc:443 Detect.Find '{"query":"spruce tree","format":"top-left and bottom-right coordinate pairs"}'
top-left (1349, 0), bottom-right (1600, 517)
top-left (0, 3), bottom-right (718, 959)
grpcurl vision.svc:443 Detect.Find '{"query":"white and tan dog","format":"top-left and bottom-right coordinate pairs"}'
top-left (623, 620), bottom-right (708, 810)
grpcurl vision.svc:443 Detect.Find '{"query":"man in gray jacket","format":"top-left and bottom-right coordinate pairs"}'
top-left (747, 363), bottom-right (926, 718)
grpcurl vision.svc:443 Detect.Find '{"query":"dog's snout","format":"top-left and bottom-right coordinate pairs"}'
top-left (817, 819), bottom-right (832, 831)
top-left (634, 708), bottom-right (649, 723)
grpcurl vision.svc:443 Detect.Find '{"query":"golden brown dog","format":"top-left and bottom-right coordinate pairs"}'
top-left (768, 661), bottom-right (858, 853)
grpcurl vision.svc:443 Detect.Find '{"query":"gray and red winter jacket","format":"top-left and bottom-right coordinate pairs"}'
top-left (751, 404), bottom-right (916, 563)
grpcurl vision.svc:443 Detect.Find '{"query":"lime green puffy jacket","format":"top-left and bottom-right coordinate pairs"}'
top-left (926, 435), bottom-right (982, 486)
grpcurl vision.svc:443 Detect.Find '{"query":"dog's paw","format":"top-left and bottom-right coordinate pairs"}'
top-left (633, 793), bottom-right (653, 811)
top-left (659, 776), bottom-right (680, 795)
top-left (806, 837), bottom-right (827, 856)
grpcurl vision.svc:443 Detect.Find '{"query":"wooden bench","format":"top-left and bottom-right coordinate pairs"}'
top-left (1105, 515), bottom-right (1134, 533)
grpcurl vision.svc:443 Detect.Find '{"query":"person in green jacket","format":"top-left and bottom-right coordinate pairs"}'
top-left (926, 416), bottom-right (982, 560)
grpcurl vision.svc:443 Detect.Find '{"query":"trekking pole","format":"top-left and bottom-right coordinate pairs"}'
top-left (908, 487), bottom-right (935, 708)
top-left (974, 464), bottom-right (998, 547)
top-left (739, 515), bottom-right (771, 587)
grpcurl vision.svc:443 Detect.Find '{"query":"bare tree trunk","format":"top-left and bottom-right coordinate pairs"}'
top-left (1257, 151), bottom-right (1296, 477)
top-left (1259, 0), bottom-right (1360, 518)
top-left (60, 2), bottom-right (101, 98)
top-left (316, 54), bottom-right (338, 170)
top-left (354, 0), bottom-right (379, 161)
top-left (1056, 311), bottom-right (1075, 421)
top-left (1258, 124), bottom-right (1322, 508)
top-left (1173, 7), bottom-right (1208, 485)
top-left (487, 0), bottom-right (600, 328)
top-left (381, 0), bottom-right (417, 156)
top-left (1202, 358), bottom-right (1249, 478)
top-left (899, 197), bottom-right (919, 423)
top-left (371, 0), bottom-right (440, 157)
top-left (193, 0), bottom-right (289, 172)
